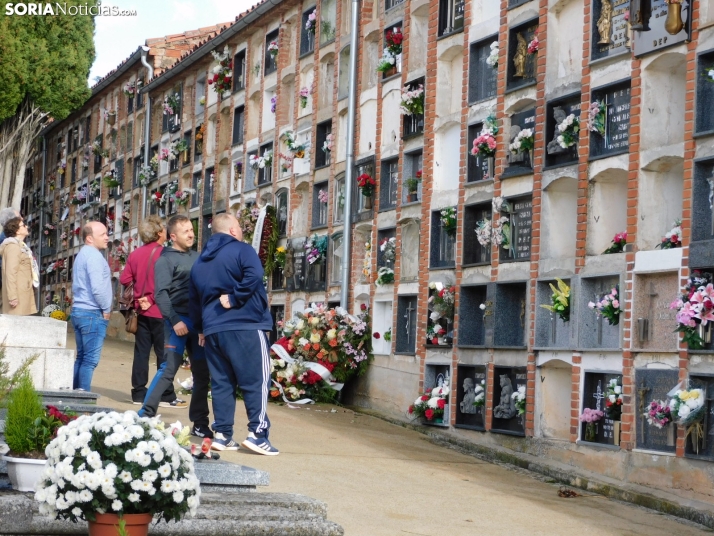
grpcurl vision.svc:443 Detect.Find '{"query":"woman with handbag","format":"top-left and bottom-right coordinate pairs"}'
top-left (0, 217), bottom-right (39, 315)
top-left (120, 216), bottom-right (181, 406)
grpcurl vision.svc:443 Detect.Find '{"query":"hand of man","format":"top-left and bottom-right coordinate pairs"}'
top-left (9, 299), bottom-right (18, 308)
top-left (137, 296), bottom-right (151, 311)
top-left (219, 294), bottom-right (231, 309)
top-left (198, 334), bottom-right (205, 347)
top-left (103, 313), bottom-right (111, 320)
top-left (174, 321), bottom-right (189, 336)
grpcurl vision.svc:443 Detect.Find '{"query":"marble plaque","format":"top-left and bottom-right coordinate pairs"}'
top-left (579, 276), bottom-right (621, 350)
top-left (634, 0), bottom-right (691, 57)
top-left (582, 372), bottom-right (622, 446)
top-left (545, 97), bottom-right (581, 168)
top-left (590, 83), bottom-right (631, 158)
top-left (396, 295), bottom-right (418, 354)
top-left (400, 221), bottom-right (420, 281)
top-left (592, 0), bottom-right (631, 61)
top-left (634, 369), bottom-right (678, 452)
top-left (491, 366), bottom-right (527, 435)
top-left (632, 273), bottom-right (680, 351)
top-left (503, 108), bottom-right (536, 177)
top-left (494, 282), bottom-right (527, 347)
top-left (455, 365), bottom-right (487, 430)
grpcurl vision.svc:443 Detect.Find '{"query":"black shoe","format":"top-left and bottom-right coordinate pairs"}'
top-left (191, 424), bottom-right (214, 439)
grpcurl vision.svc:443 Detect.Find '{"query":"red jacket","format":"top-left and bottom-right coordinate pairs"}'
top-left (119, 242), bottom-right (163, 319)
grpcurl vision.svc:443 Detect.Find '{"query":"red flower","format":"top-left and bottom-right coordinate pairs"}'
top-left (408, 405), bottom-right (414, 414)
top-left (416, 169), bottom-right (422, 179)
top-left (201, 438), bottom-right (212, 454)
top-left (421, 395), bottom-right (429, 401)
top-left (431, 337), bottom-right (438, 344)
top-left (424, 409), bottom-right (434, 420)
top-left (373, 332), bottom-right (381, 339)
top-left (360, 303), bottom-right (367, 311)
top-left (606, 399), bottom-right (612, 407)
top-left (437, 398), bottom-right (446, 409)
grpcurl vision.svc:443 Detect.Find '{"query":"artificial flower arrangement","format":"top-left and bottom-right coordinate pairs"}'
top-left (405, 169), bottom-right (422, 196)
top-left (604, 378), bottom-right (623, 420)
top-left (656, 219), bottom-right (682, 249)
top-left (587, 100), bottom-right (606, 137)
top-left (473, 380), bottom-right (486, 408)
top-left (376, 27), bottom-right (403, 73)
top-left (540, 278), bottom-right (570, 322)
top-left (670, 270), bottom-right (714, 349)
top-left (138, 165), bottom-right (154, 187)
top-left (602, 231), bottom-right (627, 254)
top-left (644, 400), bottom-right (672, 429)
top-left (588, 284), bottom-right (622, 326)
top-left (357, 173), bottom-right (376, 197)
top-left (199, 96), bottom-right (206, 106)
top-left (305, 9), bottom-right (317, 35)
top-left (527, 33), bottom-right (539, 54)
top-left (267, 41), bottom-right (279, 58)
top-left (428, 281), bottom-right (455, 323)
top-left (670, 386), bottom-right (706, 452)
top-left (151, 190), bottom-right (165, 206)
top-left (34, 410), bottom-right (201, 525)
top-left (475, 218), bottom-right (493, 247)
top-left (171, 189), bottom-right (193, 207)
top-left (399, 84), bottom-right (424, 116)
top-left (170, 138), bottom-right (190, 159)
top-left (279, 153), bottom-right (293, 173)
top-left (122, 81), bottom-right (136, 97)
top-left (103, 173), bottom-right (120, 188)
top-left (580, 408), bottom-right (604, 442)
top-left (511, 385), bottom-right (526, 416)
top-left (362, 241), bottom-right (372, 280)
top-left (318, 189), bottom-right (329, 204)
top-left (44, 222), bottom-right (56, 236)
top-left (150, 155), bottom-right (159, 172)
top-left (163, 93), bottom-right (180, 116)
top-left (409, 385), bottom-right (449, 422)
top-left (158, 148), bottom-right (173, 162)
top-left (509, 128), bottom-right (535, 154)
top-left (282, 131), bottom-right (307, 159)
top-left (270, 95), bottom-right (277, 114)
top-left (274, 246), bottom-right (287, 271)
top-left (249, 149), bottom-right (273, 170)
top-left (490, 196), bottom-right (512, 251)
top-left (92, 140), bottom-right (108, 158)
top-left (322, 133), bottom-right (333, 153)
top-left (426, 323), bottom-right (447, 344)
top-left (111, 241), bottom-right (128, 267)
top-left (486, 41), bottom-right (499, 68)
top-left (705, 67), bottom-right (714, 83)
top-left (89, 179), bottom-right (101, 198)
top-left (376, 267), bottom-right (395, 286)
top-left (470, 114), bottom-right (499, 158)
top-left (555, 113), bottom-right (580, 149)
top-left (440, 206), bottom-right (457, 237)
top-left (270, 303), bottom-right (373, 402)
top-left (375, 236), bottom-right (396, 286)
top-left (299, 87), bottom-right (310, 108)
top-left (208, 46), bottom-right (233, 94)
top-left (70, 189), bottom-right (86, 205)
top-left (237, 204), bottom-right (279, 274)
top-left (305, 234), bottom-right (328, 264)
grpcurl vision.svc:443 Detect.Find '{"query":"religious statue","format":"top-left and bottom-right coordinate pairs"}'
top-left (596, 0), bottom-right (613, 45)
top-left (283, 243), bottom-right (295, 281)
top-left (546, 107), bottom-right (570, 155)
top-left (459, 378), bottom-right (478, 415)
top-left (513, 33), bottom-right (527, 78)
top-left (493, 375), bottom-right (517, 419)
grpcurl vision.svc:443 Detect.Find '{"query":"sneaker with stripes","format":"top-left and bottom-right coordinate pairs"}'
top-left (241, 432), bottom-right (279, 456)
top-left (211, 432), bottom-right (238, 451)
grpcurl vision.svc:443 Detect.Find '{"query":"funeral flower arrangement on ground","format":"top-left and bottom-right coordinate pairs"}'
top-left (270, 304), bottom-right (373, 402)
top-left (34, 411), bottom-right (201, 523)
top-left (588, 285), bottom-right (622, 326)
top-left (670, 271), bottom-right (714, 349)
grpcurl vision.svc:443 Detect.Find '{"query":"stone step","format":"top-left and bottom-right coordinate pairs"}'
top-left (193, 459), bottom-right (269, 492)
top-left (39, 389), bottom-right (100, 406)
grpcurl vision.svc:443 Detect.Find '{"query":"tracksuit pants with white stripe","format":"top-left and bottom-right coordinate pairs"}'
top-left (204, 329), bottom-right (271, 440)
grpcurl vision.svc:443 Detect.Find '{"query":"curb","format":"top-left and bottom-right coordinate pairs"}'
top-left (351, 407), bottom-right (714, 530)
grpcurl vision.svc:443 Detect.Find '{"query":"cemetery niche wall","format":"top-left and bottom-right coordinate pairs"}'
top-left (690, 159), bottom-right (714, 269)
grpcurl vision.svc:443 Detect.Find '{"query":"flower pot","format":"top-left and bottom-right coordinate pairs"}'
top-left (2, 455), bottom-right (47, 492)
top-left (613, 421), bottom-right (621, 446)
top-left (363, 195), bottom-right (372, 210)
top-left (667, 423), bottom-right (676, 447)
top-left (408, 192), bottom-right (418, 203)
top-left (664, 2), bottom-right (684, 35)
top-left (88, 513), bottom-right (153, 536)
top-left (181, 150), bottom-right (189, 164)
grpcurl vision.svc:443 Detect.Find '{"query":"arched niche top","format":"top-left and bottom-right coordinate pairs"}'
top-left (537, 356), bottom-right (573, 368)
top-left (505, 97), bottom-right (536, 116)
top-left (438, 43), bottom-right (464, 62)
top-left (510, 7), bottom-right (539, 27)
top-left (548, 0), bottom-right (578, 14)
top-left (321, 51), bottom-right (336, 64)
top-left (354, 291), bottom-right (371, 301)
top-left (590, 166), bottom-right (628, 184)
top-left (283, 13), bottom-right (298, 26)
top-left (643, 50), bottom-right (687, 73)
top-left (300, 61), bottom-right (315, 75)
top-left (399, 215), bottom-right (421, 226)
top-left (294, 180), bottom-right (311, 193)
top-left (132, 191), bottom-right (140, 200)
top-left (543, 174), bottom-right (578, 193)
top-left (218, 156), bottom-right (231, 165)
top-left (434, 118), bottom-right (460, 134)
top-left (412, 0), bottom-right (430, 17)
top-left (641, 153), bottom-right (684, 173)
top-left (181, 171), bottom-right (190, 180)
top-left (259, 190), bottom-right (272, 205)
top-left (207, 112), bottom-right (218, 122)
top-left (364, 26), bottom-right (381, 42)
top-left (281, 70), bottom-right (296, 85)
top-left (354, 221), bottom-right (372, 235)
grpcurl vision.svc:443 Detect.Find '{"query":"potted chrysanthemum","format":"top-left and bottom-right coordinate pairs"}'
top-left (34, 411), bottom-right (201, 536)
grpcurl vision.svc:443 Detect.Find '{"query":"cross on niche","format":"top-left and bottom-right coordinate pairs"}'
top-left (593, 379), bottom-right (605, 412)
top-left (638, 379), bottom-right (650, 442)
top-left (707, 176), bottom-right (714, 236)
top-left (404, 300), bottom-right (415, 344)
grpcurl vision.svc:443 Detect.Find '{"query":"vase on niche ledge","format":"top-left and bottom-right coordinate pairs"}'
top-left (584, 422), bottom-right (597, 442)
top-left (363, 194), bottom-right (372, 210)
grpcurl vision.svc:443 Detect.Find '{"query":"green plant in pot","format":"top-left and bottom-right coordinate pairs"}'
top-left (405, 170), bottom-right (422, 202)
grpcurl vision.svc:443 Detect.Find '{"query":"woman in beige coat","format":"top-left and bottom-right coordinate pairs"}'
top-left (0, 217), bottom-right (39, 315)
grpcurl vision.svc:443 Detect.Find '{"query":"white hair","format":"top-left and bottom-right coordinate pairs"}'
top-left (0, 207), bottom-right (20, 227)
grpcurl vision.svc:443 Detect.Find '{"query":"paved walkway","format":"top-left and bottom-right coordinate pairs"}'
top-left (81, 337), bottom-right (710, 535)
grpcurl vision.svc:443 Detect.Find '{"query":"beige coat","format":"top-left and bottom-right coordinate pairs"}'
top-left (0, 240), bottom-right (38, 316)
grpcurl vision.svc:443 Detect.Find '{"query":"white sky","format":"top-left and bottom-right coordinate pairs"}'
top-left (89, 0), bottom-right (259, 83)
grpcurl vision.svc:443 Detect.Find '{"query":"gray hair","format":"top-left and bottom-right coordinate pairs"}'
top-left (0, 207), bottom-right (20, 227)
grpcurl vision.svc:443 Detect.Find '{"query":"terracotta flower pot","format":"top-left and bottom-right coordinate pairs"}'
top-left (88, 513), bottom-right (153, 536)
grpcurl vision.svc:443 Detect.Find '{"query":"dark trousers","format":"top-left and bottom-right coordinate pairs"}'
top-left (205, 330), bottom-right (271, 439)
top-left (139, 316), bottom-right (211, 427)
top-left (132, 315), bottom-right (175, 403)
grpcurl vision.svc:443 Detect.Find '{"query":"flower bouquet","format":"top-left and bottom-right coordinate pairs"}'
top-left (322, 133), bottom-right (333, 153)
top-left (268, 41), bottom-right (279, 59)
top-left (603, 231), bottom-right (627, 254)
top-left (580, 408), bottom-right (604, 442)
top-left (426, 324), bottom-right (446, 345)
top-left (670, 387), bottom-right (706, 452)
top-left (383, 328), bottom-right (392, 342)
top-left (172, 189), bottom-right (193, 207)
top-left (656, 219), bottom-right (682, 249)
top-left (428, 281), bottom-right (455, 323)
top-left (305, 9), bottom-right (317, 35)
top-left (34, 411), bottom-right (201, 527)
top-left (274, 246), bottom-right (287, 270)
top-left (138, 165), bottom-right (154, 187)
top-left (208, 47), bottom-right (233, 95)
top-left (163, 93), bottom-right (180, 116)
top-left (357, 173), bottom-right (376, 197)
top-left (270, 95), bottom-right (277, 114)
top-left (282, 131), bottom-right (307, 159)
top-left (249, 150), bottom-right (273, 170)
top-left (409, 388), bottom-right (448, 423)
top-left (670, 271), bottom-right (714, 349)
top-left (471, 130), bottom-right (497, 158)
top-left (440, 207), bottom-right (457, 237)
top-left (122, 81), bottom-right (135, 97)
top-left (299, 87), bottom-right (310, 108)
top-left (305, 234), bottom-right (328, 264)
top-left (555, 114), bottom-right (580, 149)
top-left (158, 148), bottom-right (173, 163)
top-left (587, 100), bottom-right (606, 137)
top-left (604, 378), bottom-right (623, 420)
top-left (509, 128), bottom-right (534, 154)
top-left (644, 400), bottom-right (672, 429)
top-left (511, 385), bottom-right (526, 416)
top-left (474, 380), bottom-right (486, 408)
top-left (375, 267), bottom-right (395, 286)
top-left (486, 41), bottom-right (499, 68)
top-left (376, 28), bottom-right (403, 73)
top-left (379, 236), bottom-right (396, 264)
top-left (540, 278), bottom-right (570, 322)
top-left (588, 285), bottom-right (622, 326)
top-left (399, 84), bottom-right (424, 116)
top-left (528, 34), bottom-right (539, 54)
top-left (704, 67), bottom-right (714, 83)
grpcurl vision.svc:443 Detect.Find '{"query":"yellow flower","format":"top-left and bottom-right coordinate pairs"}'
top-left (49, 310), bottom-right (67, 321)
top-left (277, 246), bottom-right (286, 253)
top-left (309, 317), bottom-right (320, 326)
top-left (326, 328), bottom-right (337, 340)
top-left (309, 332), bottom-right (321, 344)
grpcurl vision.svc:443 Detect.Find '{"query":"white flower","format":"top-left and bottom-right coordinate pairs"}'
top-left (142, 470), bottom-right (158, 482)
top-left (173, 490), bottom-right (185, 503)
top-left (128, 493), bottom-right (141, 503)
top-left (427, 397), bottom-right (440, 409)
top-left (608, 394), bottom-right (616, 403)
top-left (86, 451), bottom-right (102, 470)
top-left (72, 506), bottom-right (82, 517)
top-left (78, 489), bottom-right (93, 503)
top-left (678, 404), bottom-right (691, 418)
top-left (686, 398), bottom-right (700, 409)
top-left (119, 471), bottom-right (133, 483)
top-left (415, 396), bottom-right (425, 406)
top-left (614, 385), bottom-right (622, 394)
top-left (158, 464), bottom-right (172, 478)
top-left (138, 454), bottom-right (152, 467)
top-left (479, 303), bottom-right (486, 310)
top-left (112, 500), bottom-right (122, 511)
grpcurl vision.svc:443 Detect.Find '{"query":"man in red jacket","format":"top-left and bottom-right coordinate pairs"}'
top-left (120, 216), bottom-right (183, 407)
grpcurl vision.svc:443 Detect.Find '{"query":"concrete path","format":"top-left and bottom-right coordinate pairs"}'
top-left (81, 337), bottom-right (710, 536)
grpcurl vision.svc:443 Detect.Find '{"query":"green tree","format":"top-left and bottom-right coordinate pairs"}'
top-left (0, 0), bottom-right (96, 211)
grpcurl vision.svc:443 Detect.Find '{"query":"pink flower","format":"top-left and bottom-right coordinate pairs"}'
top-left (612, 300), bottom-right (619, 309)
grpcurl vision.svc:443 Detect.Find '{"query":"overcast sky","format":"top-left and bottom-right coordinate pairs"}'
top-left (89, 0), bottom-right (259, 83)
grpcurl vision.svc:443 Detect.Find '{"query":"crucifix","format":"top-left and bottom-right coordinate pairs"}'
top-left (404, 300), bottom-right (415, 344)
top-left (637, 379), bottom-right (650, 444)
top-left (593, 380), bottom-right (605, 411)
top-left (707, 176), bottom-right (714, 236)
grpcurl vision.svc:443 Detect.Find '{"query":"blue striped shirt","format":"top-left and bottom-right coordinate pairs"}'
top-left (72, 245), bottom-right (113, 313)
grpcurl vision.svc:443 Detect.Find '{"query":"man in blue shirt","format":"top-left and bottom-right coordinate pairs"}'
top-left (71, 221), bottom-right (112, 391)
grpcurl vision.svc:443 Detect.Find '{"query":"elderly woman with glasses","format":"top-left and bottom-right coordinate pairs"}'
top-left (0, 217), bottom-right (39, 315)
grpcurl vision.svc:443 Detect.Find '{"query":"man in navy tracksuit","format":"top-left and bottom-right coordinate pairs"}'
top-left (189, 212), bottom-right (278, 455)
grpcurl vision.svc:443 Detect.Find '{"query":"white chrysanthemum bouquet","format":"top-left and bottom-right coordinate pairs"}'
top-left (35, 411), bottom-right (200, 524)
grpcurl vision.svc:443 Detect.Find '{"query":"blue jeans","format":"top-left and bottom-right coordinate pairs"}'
top-left (71, 308), bottom-right (108, 391)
